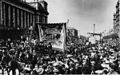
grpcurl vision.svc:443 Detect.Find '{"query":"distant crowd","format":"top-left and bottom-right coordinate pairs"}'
top-left (0, 36), bottom-right (120, 75)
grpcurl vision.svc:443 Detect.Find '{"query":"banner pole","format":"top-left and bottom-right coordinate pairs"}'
top-left (66, 19), bottom-right (69, 28)
top-left (64, 20), bottom-right (69, 54)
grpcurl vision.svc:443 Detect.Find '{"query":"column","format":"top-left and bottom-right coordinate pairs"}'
top-left (33, 15), bottom-right (35, 25)
top-left (19, 10), bottom-right (21, 29)
top-left (43, 16), bottom-right (45, 23)
top-left (41, 14), bottom-right (44, 23)
top-left (24, 11), bottom-right (26, 28)
top-left (27, 13), bottom-right (29, 27)
top-left (8, 5), bottom-right (11, 27)
top-left (2, 3), bottom-right (3, 25)
top-left (31, 14), bottom-right (33, 26)
top-left (37, 15), bottom-right (39, 23)
top-left (29, 13), bottom-right (31, 26)
top-left (23, 11), bottom-right (24, 29)
top-left (30, 14), bottom-right (32, 26)
top-left (21, 10), bottom-right (23, 29)
top-left (15, 8), bottom-right (17, 28)
top-left (0, 1), bottom-right (2, 25)
top-left (26, 12), bottom-right (28, 28)
top-left (45, 16), bottom-right (48, 23)
top-left (2, 3), bottom-right (5, 26)
top-left (39, 16), bottom-right (41, 23)
top-left (40, 14), bottom-right (42, 23)
top-left (17, 9), bottom-right (19, 28)
top-left (13, 7), bottom-right (15, 28)
top-left (5, 4), bottom-right (8, 27)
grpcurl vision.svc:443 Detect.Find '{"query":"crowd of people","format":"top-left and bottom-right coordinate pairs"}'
top-left (0, 36), bottom-right (120, 75)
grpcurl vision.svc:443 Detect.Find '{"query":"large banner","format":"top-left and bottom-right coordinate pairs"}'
top-left (89, 36), bottom-right (96, 44)
top-left (38, 23), bottom-right (66, 51)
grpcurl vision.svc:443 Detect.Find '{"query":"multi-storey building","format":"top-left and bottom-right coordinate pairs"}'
top-left (0, 0), bottom-right (49, 39)
top-left (113, 0), bottom-right (120, 49)
top-left (114, 0), bottom-right (120, 36)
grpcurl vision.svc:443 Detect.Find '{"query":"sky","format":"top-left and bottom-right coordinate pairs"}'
top-left (26, 0), bottom-right (117, 36)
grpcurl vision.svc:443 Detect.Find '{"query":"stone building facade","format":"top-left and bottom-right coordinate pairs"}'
top-left (113, 0), bottom-right (120, 36)
top-left (0, 0), bottom-right (49, 39)
top-left (113, 0), bottom-right (120, 49)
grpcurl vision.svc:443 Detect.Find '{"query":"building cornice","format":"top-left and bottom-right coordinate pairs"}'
top-left (2, 0), bottom-right (36, 13)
